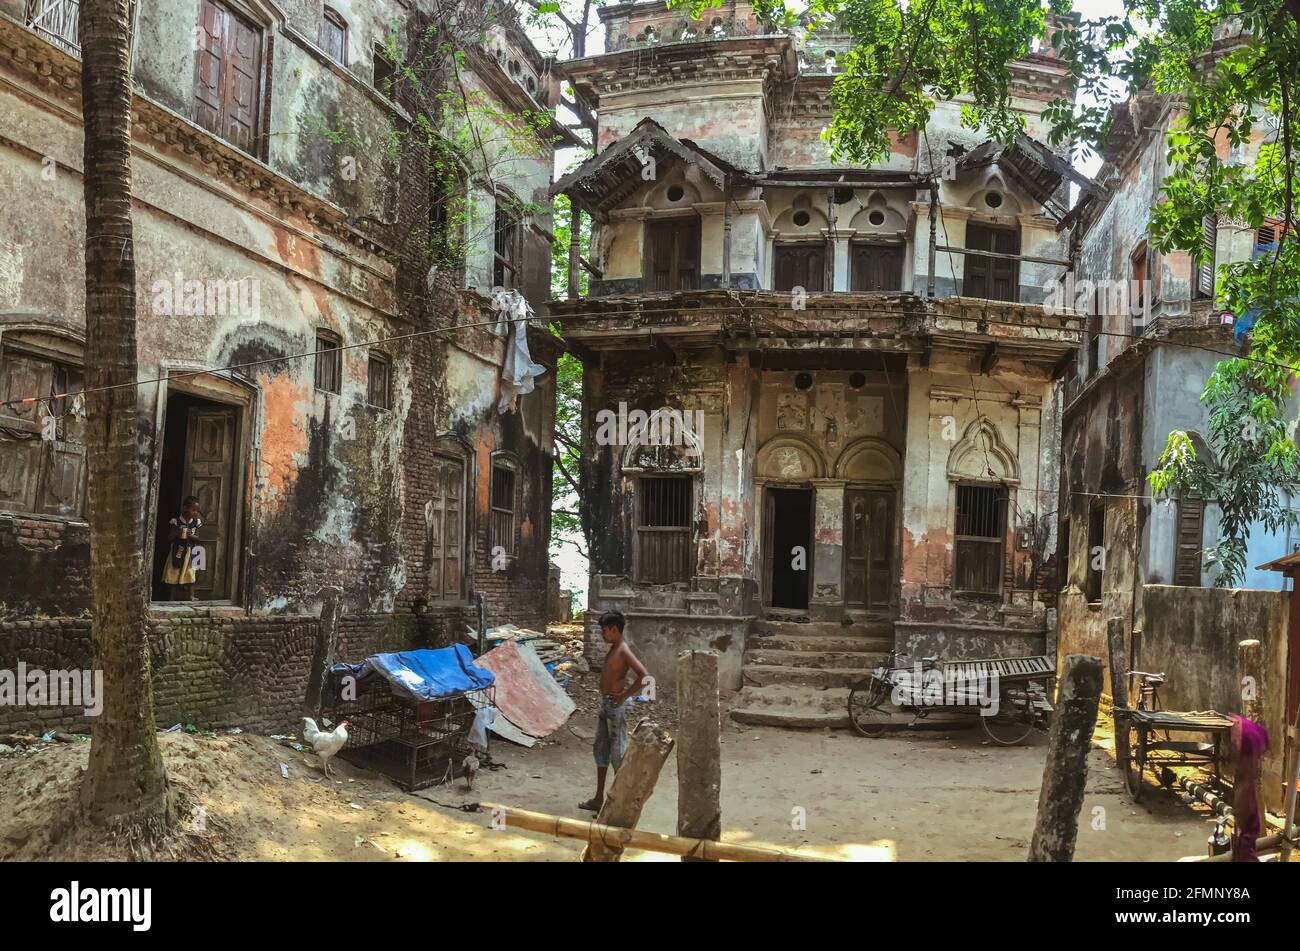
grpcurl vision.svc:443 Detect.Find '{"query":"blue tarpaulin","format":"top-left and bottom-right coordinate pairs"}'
top-left (331, 645), bottom-right (494, 702)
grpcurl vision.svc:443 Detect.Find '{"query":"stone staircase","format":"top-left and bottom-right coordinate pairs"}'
top-left (728, 618), bottom-right (894, 729)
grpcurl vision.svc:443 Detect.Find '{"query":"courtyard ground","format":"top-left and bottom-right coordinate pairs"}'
top-left (0, 691), bottom-right (1213, 861)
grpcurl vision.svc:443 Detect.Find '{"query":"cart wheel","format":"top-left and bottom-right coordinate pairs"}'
top-left (848, 678), bottom-right (893, 738)
top-left (979, 705), bottom-right (1034, 746)
top-left (1125, 734), bottom-right (1145, 801)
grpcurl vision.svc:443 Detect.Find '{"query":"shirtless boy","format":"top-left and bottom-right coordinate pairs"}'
top-left (579, 610), bottom-right (648, 812)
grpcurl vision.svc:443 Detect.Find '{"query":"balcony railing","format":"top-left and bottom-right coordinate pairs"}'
top-left (25, 0), bottom-right (136, 57)
top-left (26, 0), bottom-right (79, 55)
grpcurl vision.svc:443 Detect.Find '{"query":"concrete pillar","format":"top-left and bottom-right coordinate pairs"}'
top-left (898, 364), bottom-right (938, 620)
top-left (676, 650), bottom-right (721, 861)
top-left (809, 479), bottom-right (846, 621)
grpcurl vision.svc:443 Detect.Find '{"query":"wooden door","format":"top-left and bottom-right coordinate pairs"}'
top-left (184, 407), bottom-right (236, 600)
top-left (963, 224), bottom-right (1019, 301)
top-left (844, 489), bottom-right (895, 609)
top-left (850, 244), bottom-right (904, 292)
top-left (426, 455), bottom-right (465, 600)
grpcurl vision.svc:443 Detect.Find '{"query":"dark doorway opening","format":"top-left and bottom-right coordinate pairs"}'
top-left (152, 390), bottom-right (240, 602)
top-left (768, 487), bottom-right (813, 610)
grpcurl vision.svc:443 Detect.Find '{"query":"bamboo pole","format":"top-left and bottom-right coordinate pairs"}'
top-left (482, 803), bottom-right (831, 862)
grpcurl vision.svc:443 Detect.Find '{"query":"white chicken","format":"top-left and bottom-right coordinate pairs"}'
top-left (302, 717), bottom-right (349, 777)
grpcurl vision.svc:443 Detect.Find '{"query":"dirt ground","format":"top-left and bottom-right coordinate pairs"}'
top-left (0, 693), bottom-right (1218, 862)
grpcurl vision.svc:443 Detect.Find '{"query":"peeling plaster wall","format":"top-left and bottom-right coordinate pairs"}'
top-left (895, 352), bottom-right (1058, 658)
top-left (0, 5), bottom-right (557, 638)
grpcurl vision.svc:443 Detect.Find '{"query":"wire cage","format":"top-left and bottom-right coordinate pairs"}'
top-left (321, 670), bottom-right (493, 791)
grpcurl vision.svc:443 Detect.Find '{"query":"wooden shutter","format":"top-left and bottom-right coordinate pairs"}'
top-left (645, 219), bottom-right (700, 292)
top-left (773, 244), bottom-right (825, 292)
top-left (194, 0), bottom-right (262, 154)
top-left (850, 243), bottom-right (904, 292)
top-left (1174, 496), bottom-right (1204, 585)
top-left (0, 351), bottom-right (85, 517)
top-left (1196, 215), bottom-right (1217, 298)
top-left (963, 224), bottom-right (1019, 301)
top-left (183, 408), bottom-right (236, 600)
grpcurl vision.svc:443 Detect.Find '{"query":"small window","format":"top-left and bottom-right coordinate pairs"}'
top-left (1130, 243), bottom-right (1148, 328)
top-left (367, 351), bottom-right (391, 409)
top-left (321, 9), bottom-right (347, 65)
top-left (493, 198), bottom-right (521, 290)
top-left (314, 331), bottom-right (342, 394)
top-left (1086, 503), bottom-right (1105, 603)
top-left (373, 43), bottom-right (396, 94)
top-left (953, 483), bottom-right (1006, 595)
top-left (490, 462), bottom-right (517, 557)
top-left (636, 476), bottom-right (692, 583)
top-left (1086, 311), bottom-right (1102, 378)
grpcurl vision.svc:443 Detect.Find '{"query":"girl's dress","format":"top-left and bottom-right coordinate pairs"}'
top-left (162, 516), bottom-right (202, 586)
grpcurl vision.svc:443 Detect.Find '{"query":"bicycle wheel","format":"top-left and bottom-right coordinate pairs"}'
top-left (848, 677), bottom-right (893, 738)
top-left (979, 698), bottom-right (1034, 746)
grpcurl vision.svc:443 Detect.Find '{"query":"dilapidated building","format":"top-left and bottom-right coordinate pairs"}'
top-left (1055, 78), bottom-right (1297, 754)
top-left (0, 0), bottom-right (563, 732)
top-left (551, 2), bottom-right (1092, 723)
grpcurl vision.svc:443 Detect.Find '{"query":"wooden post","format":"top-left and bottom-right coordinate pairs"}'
top-left (677, 650), bottom-right (721, 861)
top-left (721, 186), bottom-right (733, 289)
top-left (1106, 616), bottom-right (1128, 708)
top-left (1028, 653), bottom-right (1103, 862)
top-left (581, 720), bottom-right (674, 862)
top-left (303, 586), bottom-right (343, 716)
top-left (1239, 639), bottom-right (1263, 724)
top-left (567, 204), bottom-right (581, 300)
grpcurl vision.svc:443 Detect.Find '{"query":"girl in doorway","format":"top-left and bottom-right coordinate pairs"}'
top-left (163, 496), bottom-right (204, 600)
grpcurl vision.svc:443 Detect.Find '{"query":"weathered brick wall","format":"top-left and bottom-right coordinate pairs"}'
top-left (0, 611), bottom-right (413, 736)
top-left (0, 515), bottom-right (92, 621)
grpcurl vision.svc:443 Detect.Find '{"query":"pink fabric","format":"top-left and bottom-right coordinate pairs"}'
top-left (1229, 714), bottom-right (1269, 862)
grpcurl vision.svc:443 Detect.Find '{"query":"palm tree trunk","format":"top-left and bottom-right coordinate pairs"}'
top-left (78, 0), bottom-right (174, 828)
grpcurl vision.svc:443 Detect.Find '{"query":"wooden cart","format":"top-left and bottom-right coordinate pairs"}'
top-left (1113, 707), bottom-right (1235, 801)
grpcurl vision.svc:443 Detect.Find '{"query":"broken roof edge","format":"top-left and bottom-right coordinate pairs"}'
top-left (550, 117), bottom-right (746, 202)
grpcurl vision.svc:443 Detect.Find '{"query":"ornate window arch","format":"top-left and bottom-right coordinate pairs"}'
top-left (946, 416), bottom-right (1018, 485)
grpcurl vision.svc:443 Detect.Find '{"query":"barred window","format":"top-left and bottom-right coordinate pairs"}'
top-left (490, 462), bottom-right (517, 557)
top-left (953, 483), bottom-right (1006, 595)
top-left (314, 331), bottom-right (342, 394)
top-left (635, 476), bottom-right (692, 583)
